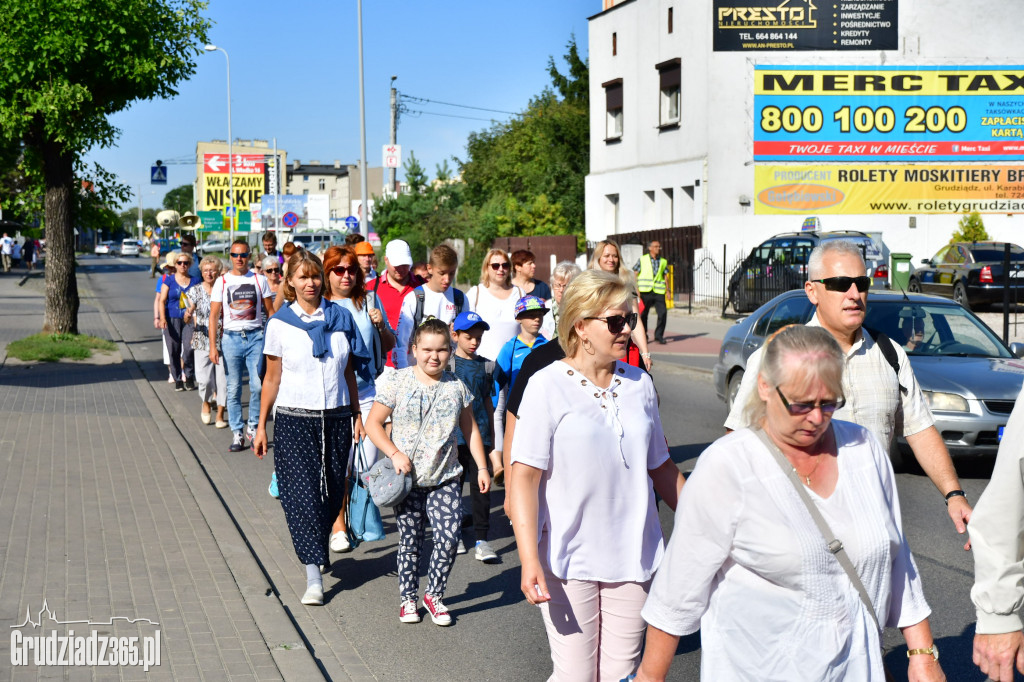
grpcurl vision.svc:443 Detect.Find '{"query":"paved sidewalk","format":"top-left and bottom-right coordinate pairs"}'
top-left (0, 270), bottom-right (326, 680)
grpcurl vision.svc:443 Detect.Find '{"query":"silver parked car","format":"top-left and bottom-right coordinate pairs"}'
top-left (712, 289), bottom-right (1024, 466)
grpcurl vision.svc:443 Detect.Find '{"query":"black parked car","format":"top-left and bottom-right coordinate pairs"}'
top-left (908, 241), bottom-right (1024, 310)
top-left (728, 230), bottom-right (888, 313)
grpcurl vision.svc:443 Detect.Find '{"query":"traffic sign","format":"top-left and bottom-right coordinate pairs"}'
top-left (151, 164), bottom-right (167, 184)
top-left (383, 144), bottom-right (402, 169)
top-left (282, 211), bottom-right (299, 228)
top-left (225, 206), bottom-right (236, 216)
top-left (345, 215), bottom-right (359, 231)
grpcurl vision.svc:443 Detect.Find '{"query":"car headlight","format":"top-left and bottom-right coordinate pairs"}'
top-left (922, 391), bottom-right (969, 412)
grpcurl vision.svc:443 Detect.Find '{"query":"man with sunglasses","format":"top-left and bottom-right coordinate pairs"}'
top-left (725, 239), bottom-right (972, 545)
top-left (209, 238), bottom-right (273, 452)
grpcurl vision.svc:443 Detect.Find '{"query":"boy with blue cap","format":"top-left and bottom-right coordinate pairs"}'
top-left (450, 311), bottom-right (501, 562)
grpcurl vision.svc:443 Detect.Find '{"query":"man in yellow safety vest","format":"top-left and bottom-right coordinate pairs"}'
top-left (634, 240), bottom-right (669, 344)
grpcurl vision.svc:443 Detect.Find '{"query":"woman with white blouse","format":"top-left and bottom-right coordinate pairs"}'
top-left (467, 248), bottom-right (524, 362)
top-left (252, 250), bottom-right (369, 607)
top-left (634, 325), bottom-right (945, 682)
top-left (509, 269), bottom-right (684, 682)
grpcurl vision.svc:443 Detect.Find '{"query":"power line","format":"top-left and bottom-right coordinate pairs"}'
top-left (404, 108), bottom-right (498, 123)
top-left (401, 93), bottom-right (517, 116)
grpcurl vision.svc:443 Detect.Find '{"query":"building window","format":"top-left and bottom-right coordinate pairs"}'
top-left (330, 189), bottom-right (337, 199)
top-left (302, 174), bottom-right (309, 182)
top-left (605, 194), bottom-right (619, 235)
top-left (668, 7), bottom-right (673, 33)
top-left (318, 178), bottom-right (326, 190)
top-left (603, 79), bottom-right (623, 140)
top-left (612, 32), bottom-right (617, 56)
top-left (302, 189), bottom-right (309, 195)
top-left (656, 59), bottom-right (681, 127)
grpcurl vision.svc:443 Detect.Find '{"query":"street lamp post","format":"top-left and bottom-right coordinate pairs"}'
top-left (204, 44), bottom-right (233, 242)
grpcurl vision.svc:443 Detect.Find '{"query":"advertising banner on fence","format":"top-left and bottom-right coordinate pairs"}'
top-left (202, 153), bottom-right (267, 210)
top-left (755, 164), bottom-right (1024, 214)
top-left (754, 66), bottom-right (1024, 161)
top-left (714, 0), bottom-right (897, 51)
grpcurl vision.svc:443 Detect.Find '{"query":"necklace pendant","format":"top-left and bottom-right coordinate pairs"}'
top-left (805, 474), bottom-right (812, 486)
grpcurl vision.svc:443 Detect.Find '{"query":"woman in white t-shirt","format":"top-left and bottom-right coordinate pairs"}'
top-left (253, 250), bottom-right (369, 607)
top-left (509, 270), bottom-right (684, 681)
top-left (467, 248), bottom-right (523, 362)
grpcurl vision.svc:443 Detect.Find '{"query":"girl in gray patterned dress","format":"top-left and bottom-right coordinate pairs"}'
top-left (365, 318), bottom-right (491, 626)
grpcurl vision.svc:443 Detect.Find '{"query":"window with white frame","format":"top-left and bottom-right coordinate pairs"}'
top-left (604, 79), bottom-right (623, 140)
top-left (657, 59), bottom-right (680, 127)
top-left (318, 178), bottom-right (326, 190)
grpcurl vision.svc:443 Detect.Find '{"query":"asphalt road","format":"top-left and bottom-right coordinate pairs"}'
top-left (81, 255), bottom-right (997, 681)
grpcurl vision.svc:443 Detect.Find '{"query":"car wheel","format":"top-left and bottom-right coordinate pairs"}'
top-left (953, 282), bottom-right (971, 310)
top-left (907, 278), bottom-right (921, 293)
top-left (727, 369), bottom-right (744, 410)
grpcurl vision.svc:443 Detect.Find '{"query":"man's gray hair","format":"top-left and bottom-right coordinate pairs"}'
top-left (807, 240), bottom-right (866, 280)
top-left (551, 260), bottom-right (582, 284)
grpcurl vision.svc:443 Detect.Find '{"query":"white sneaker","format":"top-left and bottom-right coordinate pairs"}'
top-left (330, 531), bottom-right (352, 553)
top-left (455, 539), bottom-right (467, 555)
top-left (301, 583), bottom-right (324, 606)
top-left (474, 541), bottom-right (498, 563)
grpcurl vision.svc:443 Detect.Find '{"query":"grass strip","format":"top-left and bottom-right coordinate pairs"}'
top-left (6, 333), bottom-right (117, 362)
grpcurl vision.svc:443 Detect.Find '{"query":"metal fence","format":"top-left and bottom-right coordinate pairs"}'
top-left (590, 226), bottom-right (703, 298)
top-left (492, 235), bottom-right (578, 284)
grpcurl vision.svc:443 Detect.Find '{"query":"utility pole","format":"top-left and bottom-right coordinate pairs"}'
top-left (356, 0), bottom-right (369, 238)
top-left (389, 76), bottom-right (398, 196)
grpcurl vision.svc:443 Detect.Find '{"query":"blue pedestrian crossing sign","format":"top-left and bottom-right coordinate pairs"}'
top-left (345, 215), bottom-right (359, 231)
top-left (151, 164), bottom-right (167, 185)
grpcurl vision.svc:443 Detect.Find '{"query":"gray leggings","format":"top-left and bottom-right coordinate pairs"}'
top-left (394, 479), bottom-right (461, 601)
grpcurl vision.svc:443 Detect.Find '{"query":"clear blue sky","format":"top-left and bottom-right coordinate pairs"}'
top-left (85, 0), bottom-right (594, 211)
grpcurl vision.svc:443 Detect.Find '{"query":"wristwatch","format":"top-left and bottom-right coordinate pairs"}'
top-left (907, 644), bottom-right (939, 661)
top-left (944, 490), bottom-right (968, 505)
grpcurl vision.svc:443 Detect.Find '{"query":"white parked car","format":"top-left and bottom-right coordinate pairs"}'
top-left (197, 240), bottom-right (231, 255)
top-left (121, 239), bottom-right (141, 257)
top-left (94, 240), bottom-right (120, 256)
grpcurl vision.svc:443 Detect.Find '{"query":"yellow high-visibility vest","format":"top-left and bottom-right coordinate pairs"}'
top-left (637, 255), bottom-right (668, 295)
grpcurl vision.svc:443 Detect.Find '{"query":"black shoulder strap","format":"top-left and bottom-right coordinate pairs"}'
top-left (413, 288), bottom-right (425, 330)
top-left (868, 330), bottom-right (907, 395)
top-left (373, 275), bottom-right (381, 294)
top-left (453, 288), bottom-right (465, 315)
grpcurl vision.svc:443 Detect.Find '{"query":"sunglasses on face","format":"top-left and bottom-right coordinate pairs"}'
top-left (585, 312), bottom-right (637, 334)
top-left (812, 276), bottom-right (871, 293)
top-left (265, 267), bottom-right (281, 275)
top-left (176, 261), bottom-right (189, 266)
top-left (331, 265), bottom-right (360, 276)
top-left (489, 262), bottom-right (510, 270)
top-left (775, 386), bottom-right (846, 416)
top-left (230, 252), bottom-right (249, 259)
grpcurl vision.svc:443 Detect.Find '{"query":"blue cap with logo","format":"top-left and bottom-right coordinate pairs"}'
top-left (514, 295), bottom-right (549, 318)
top-left (452, 311), bottom-right (491, 332)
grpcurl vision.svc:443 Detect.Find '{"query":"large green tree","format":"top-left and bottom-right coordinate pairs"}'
top-left (0, 0), bottom-right (210, 333)
top-left (163, 184), bottom-right (194, 216)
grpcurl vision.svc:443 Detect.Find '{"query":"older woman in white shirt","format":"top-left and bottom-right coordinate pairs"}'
top-left (467, 248), bottom-right (523, 362)
top-left (634, 325), bottom-right (945, 682)
top-left (252, 250), bottom-right (368, 607)
top-left (510, 269), bottom-right (684, 682)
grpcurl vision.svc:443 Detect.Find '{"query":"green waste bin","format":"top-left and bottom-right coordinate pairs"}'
top-left (890, 252), bottom-right (913, 292)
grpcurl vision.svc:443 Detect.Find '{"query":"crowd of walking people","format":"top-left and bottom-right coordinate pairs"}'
top-left (147, 230), bottom-right (1024, 682)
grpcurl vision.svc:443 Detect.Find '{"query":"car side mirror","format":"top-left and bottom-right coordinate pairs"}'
top-left (920, 258), bottom-right (931, 265)
top-left (1011, 342), bottom-right (1024, 359)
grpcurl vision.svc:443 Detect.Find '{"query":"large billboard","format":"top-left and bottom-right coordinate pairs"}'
top-left (754, 66), bottom-right (1024, 161)
top-left (755, 164), bottom-right (1024, 214)
top-left (203, 153), bottom-right (267, 210)
top-left (714, 0), bottom-right (897, 51)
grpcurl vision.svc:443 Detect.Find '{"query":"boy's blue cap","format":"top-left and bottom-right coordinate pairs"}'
top-left (515, 295), bottom-right (548, 318)
top-left (452, 311), bottom-right (490, 332)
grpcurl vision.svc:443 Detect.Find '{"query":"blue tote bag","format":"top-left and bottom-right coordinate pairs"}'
top-left (348, 440), bottom-right (386, 544)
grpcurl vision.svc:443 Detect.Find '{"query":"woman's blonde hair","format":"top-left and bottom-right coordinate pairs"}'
top-left (588, 240), bottom-right (633, 282)
top-left (557, 269), bottom-right (634, 358)
top-left (742, 325), bottom-right (845, 425)
top-left (478, 248), bottom-right (511, 287)
top-left (199, 255), bottom-right (223, 277)
top-left (280, 250), bottom-right (325, 303)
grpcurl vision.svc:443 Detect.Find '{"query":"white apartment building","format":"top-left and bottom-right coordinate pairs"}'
top-left (586, 0), bottom-right (1024, 266)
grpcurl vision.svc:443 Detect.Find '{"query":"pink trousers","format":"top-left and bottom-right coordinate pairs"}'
top-left (538, 566), bottom-right (651, 682)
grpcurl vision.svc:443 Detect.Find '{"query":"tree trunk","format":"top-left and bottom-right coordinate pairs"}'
top-left (42, 140), bottom-right (78, 334)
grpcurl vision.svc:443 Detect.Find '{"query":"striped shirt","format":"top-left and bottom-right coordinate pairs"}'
top-left (725, 314), bottom-right (934, 454)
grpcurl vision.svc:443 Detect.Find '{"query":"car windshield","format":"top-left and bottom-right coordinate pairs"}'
top-left (865, 301), bottom-right (1013, 358)
top-left (967, 245), bottom-right (1024, 262)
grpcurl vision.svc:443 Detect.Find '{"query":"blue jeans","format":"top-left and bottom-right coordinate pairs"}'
top-left (221, 329), bottom-right (264, 434)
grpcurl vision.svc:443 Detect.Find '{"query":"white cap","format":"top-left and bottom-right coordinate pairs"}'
top-left (385, 239), bottom-right (413, 267)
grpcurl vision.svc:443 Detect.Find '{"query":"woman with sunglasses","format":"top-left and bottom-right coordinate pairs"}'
top-left (184, 255), bottom-right (228, 427)
top-left (633, 325), bottom-right (944, 682)
top-left (590, 240), bottom-right (653, 371)
top-left (261, 255), bottom-right (284, 317)
top-left (158, 250), bottom-right (201, 391)
top-left (322, 245), bottom-right (395, 552)
top-left (467, 248), bottom-right (524, 363)
top-left (509, 269), bottom-right (684, 681)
